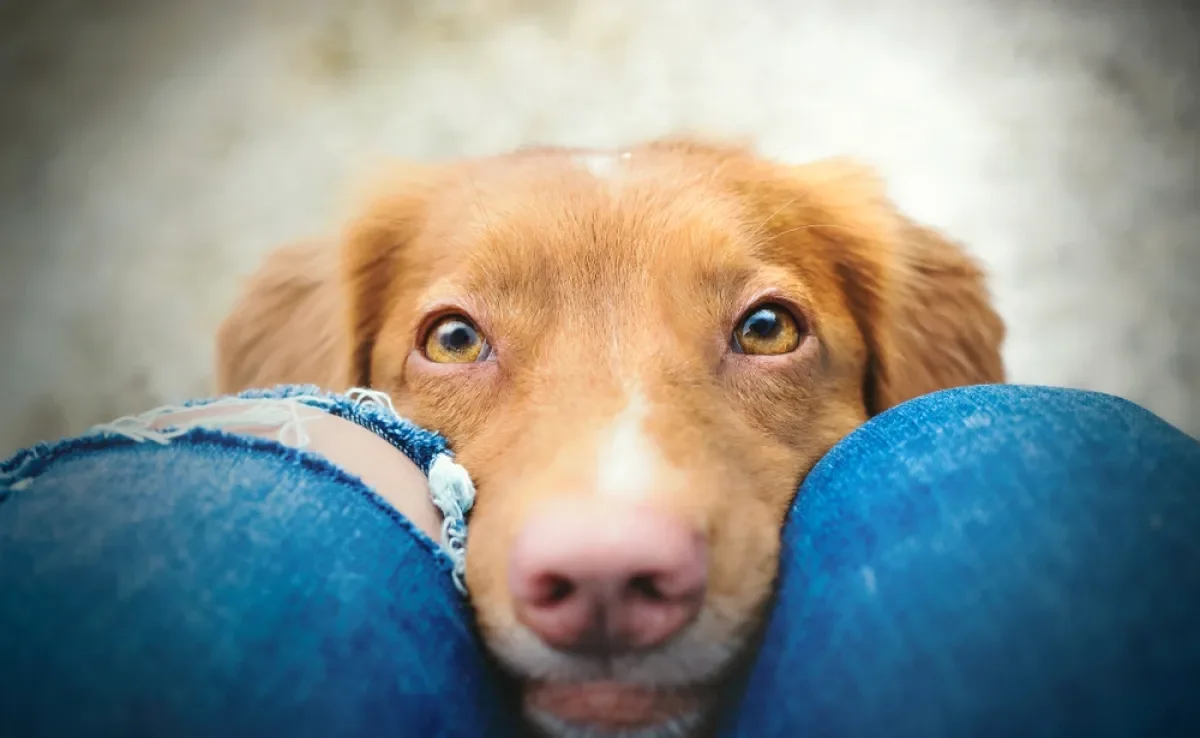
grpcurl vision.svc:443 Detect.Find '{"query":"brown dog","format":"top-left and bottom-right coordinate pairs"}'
top-left (216, 139), bottom-right (1005, 737)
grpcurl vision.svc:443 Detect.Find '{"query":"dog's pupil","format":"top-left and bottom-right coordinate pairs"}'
top-left (441, 322), bottom-right (476, 351)
top-left (745, 309), bottom-right (779, 339)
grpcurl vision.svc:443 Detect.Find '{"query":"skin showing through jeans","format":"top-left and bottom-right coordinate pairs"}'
top-left (148, 403), bottom-right (443, 538)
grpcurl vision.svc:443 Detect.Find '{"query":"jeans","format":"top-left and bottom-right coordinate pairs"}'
top-left (2, 384), bottom-right (1198, 737)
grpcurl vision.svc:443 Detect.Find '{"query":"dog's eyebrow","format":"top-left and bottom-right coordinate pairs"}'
top-left (460, 245), bottom-right (560, 307)
top-left (692, 260), bottom-right (758, 304)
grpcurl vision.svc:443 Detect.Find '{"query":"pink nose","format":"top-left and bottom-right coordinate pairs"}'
top-left (509, 503), bottom-right (707, 655)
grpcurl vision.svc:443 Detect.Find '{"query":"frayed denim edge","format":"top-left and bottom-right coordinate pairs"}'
top-left (207, 385), bottom-right (451, 473)
top-left (0, 384), bottom-right (475, 597)
top-left (3, 427), bottom-right (472, 619)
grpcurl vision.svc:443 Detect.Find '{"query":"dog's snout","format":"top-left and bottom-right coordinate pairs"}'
top-left (509, 503), bottom-right (707, 655)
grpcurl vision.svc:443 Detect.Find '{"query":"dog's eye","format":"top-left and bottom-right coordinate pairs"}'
top-left (423, 315), bottom-right (491, 363)
top-left (732, 304), bottom-right (804, 355)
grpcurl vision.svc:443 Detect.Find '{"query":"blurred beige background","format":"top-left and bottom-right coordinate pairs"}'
top-left (1, 0), bottom-right (1197, 454)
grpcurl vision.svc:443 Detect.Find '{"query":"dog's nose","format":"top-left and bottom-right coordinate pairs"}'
top-left (509, 502), bottom-right (707, 655)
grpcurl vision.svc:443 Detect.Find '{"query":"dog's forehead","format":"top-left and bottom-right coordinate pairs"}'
top-left (429, 152), bottom-right (761, 295)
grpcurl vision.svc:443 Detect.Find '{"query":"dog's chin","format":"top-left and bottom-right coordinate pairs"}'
top-left (524, 681), bottom-right (712, 738)
top-left (482, 603), bottom-right (758, 736)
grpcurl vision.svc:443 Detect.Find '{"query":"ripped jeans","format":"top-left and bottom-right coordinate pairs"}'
top-left (2, 384), bottom-right (1199, 737)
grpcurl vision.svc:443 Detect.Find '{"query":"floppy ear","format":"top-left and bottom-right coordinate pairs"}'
top-left (765, 159), bottom-right (1007, 415)
top-left (860, 214), bottom-right (1007, 413)
top-left (338, 165), bottom-right (439, 387)
top-left (214, 240), bottom-right (350, 394)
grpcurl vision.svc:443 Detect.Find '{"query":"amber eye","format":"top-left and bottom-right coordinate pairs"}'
top-left (423, 315), bottom-right (491, 364)
top-left (732, 303), bottom-right (804, 355)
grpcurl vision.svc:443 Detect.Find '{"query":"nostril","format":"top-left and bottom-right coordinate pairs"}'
top-left (527, 573), bottom-right (576, 606)
top-left (542, 575), bottom-right (575, 605)
top-left (626, 573), bottom-right (667, 602)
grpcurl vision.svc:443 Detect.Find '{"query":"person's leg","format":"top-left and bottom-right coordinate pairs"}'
top-left (0, 386), bottom-right (520, 738)
top-left (719, 385), bottom-right (1200, 738)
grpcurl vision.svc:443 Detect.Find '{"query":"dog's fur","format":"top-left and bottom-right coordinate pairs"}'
top-left (217, 139), bottom-right (1005, 736)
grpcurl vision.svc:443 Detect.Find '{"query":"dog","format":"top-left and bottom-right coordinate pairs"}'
top-left (215, 139), bottom-right (1006, 737)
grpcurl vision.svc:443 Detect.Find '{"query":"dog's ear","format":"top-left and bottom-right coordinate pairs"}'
top-left (854, 212), bottom-right (1007, 414)
top-left (215, 240), bottom-right (350, 394)
top-left (339, 164), bottom-right (440, 387)
top-left (754, 158), bottom-right (1006, 415)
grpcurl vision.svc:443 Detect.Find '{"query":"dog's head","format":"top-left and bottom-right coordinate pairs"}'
top-left (339, 141), bottom-right (1004, 736)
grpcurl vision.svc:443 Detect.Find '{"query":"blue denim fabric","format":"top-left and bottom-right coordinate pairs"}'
top-left (720, 385), bottom-right (1200, 737)
top-left (2, 384), bottom-right (1199, 738)
top-left (0, 386), bottom-right (519, 738)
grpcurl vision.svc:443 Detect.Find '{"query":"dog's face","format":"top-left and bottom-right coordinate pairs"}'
top-left (340, 141), bottom-right (1004, 736)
